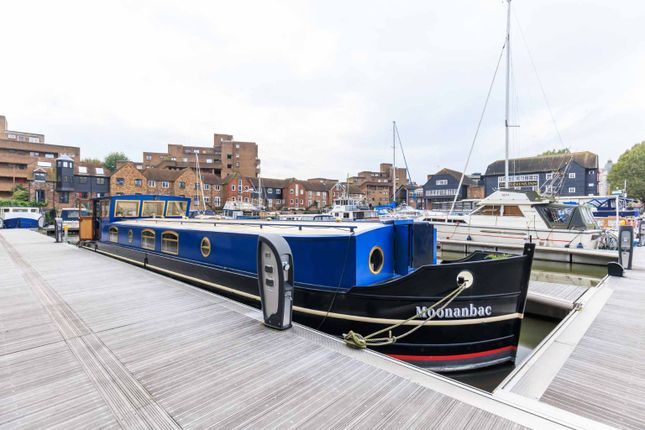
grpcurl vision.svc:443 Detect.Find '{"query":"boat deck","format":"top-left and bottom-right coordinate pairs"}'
top-left (1, 229), bottom-right (568, 429)
top-left (497, 246), bottom-right (645, 429)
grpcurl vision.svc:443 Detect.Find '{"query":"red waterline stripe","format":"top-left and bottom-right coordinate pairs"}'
top-left (387, 345), bottom-right (517, 362)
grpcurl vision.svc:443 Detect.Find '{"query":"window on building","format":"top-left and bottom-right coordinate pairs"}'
top-left (436, 179), bottom-right (448, 186)
top-left (214, 185), bottom-right (221, 191)
top-left (204, 196), bottom-right (210, 203)
top-left (45, 153), bottom-right (54, 159)
top-left (95, 168), bottom-right (104, 175)
top-left (206, 159), bottom-right (213, 163)
top-left (568, 187), bottom-right (576, 193)
top-left (134, 179), bottom-right (142, 187)
top-left (227, 164), bottom-right (232, 169)
top-left (300, 199), bottom-right (303, 204)
top-left (289, 189), bottom-right (294, 194)
top-left (268, 188), bottom-right (273, 194)
top-left (145, 155), bottom-right (152, 160)
top-left (244, 186), bottom-right (249, 192)
top-left (238, 179), bottom-right (242, 189)
top-left (194, 183), bottom-right (200, 190)
top-left (116, 177), bottom-right (125, 186)
top-left (148, 180), bottom-right (156, 187)
top-left (193, 195), bottom-right (200, 205)
top-left (244, 197), bottom-right (249, 202)
top-left (227, 154), bottom-right (232, 160)
top-left (35, 190), bottom-right (46, 203)
top-left (214, 196), bottom-right (221, 206)
top-left (28, 137), bottom-right (40, 143)
top-left (78, 176), bottom-right (88, 184)
top-left (546, 173), bottom-right (554, 180)
top-left (30, 152), bottom-right (39, 157)
top-left (33, 171), bottom-right (46, 181)
top-left (78, 166), bottom-right (87, 174)
top-left (235, 144), bottom-right (240, 149)
top-left (162, 181), bottom-right (170, 189)
top-left (235, 162), bottom-right (240, 168)
top-left (231, 185), bottom-right (236, 191)
top-left (236, 154), bottom-right (240, 158)
top-left (141, 230), bottom-right (155, 250)
top-left (322, 192), bottom-right (327, 198)
top-left (183, 158), bottom-right (188, 162)
top-left (276, 189), bottom-right (282, 195)
top-left (59, 192), bottom-right (69, 204)
top-left (568, 173), bottom-right (576, 179)
top-left (178, 181), bottom-right (185, 189)
top-left (96, 177), bottom-right (105, 185)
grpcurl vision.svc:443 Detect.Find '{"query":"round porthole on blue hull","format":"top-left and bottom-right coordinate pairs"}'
top-left (368, 246), bottom-right (384, 275)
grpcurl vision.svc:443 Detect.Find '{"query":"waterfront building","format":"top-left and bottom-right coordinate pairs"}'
top-left (483, 151), bottom-right (599, 197)
top-left (348, 163), bottom-right (408, 206)
top-left (422, 168), bottom-right (478, 210)
top-left (141, 134), bottom-right (260, 179)
top-left (248, 177), bottom-right (288, 210)
top-left (283, 178), bottom-right (334, 211)
top-left (0, 115), bottom-right (110, 208)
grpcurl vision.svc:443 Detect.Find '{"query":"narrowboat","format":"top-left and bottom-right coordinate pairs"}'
top-left (80, 195), bottom-right (536, 371)
top-left (0, 206), bottom-right (44, 229)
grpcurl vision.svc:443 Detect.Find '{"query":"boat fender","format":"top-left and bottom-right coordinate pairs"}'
top-left (466, 235), bottom-right (472, 241)
top-left (143, 255), bottom-right (149, 268)
top-left (576, 242), bottom-right (583, 249)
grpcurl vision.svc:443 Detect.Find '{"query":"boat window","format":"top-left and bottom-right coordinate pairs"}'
top-left (127, 229), bottom-right (133, 243)
top-left (31, 209), bottom-right (38, 213)
top-left (502, 205), bottom-right (523, 217)
top-left (368, 246), bottom-right (384, 275)
top-left (101, 202), bottom-right (111, 218)
top-left (142, 201), bottom-right (165, 218)
top-left (141, 229), bottom-right (156, 250)
top-left (109, 227), bottom-right (118, 243)
top-left (200, 237), bottom-right (211, 257)
top-left (114, 200), bottom-right (140, 218)
top-left (161, 231), bottom-right (179, 255)
top-left (166, 201), bottom-right (187, 217)
top-left (536, 205), bottom-right (575, 229)
top-left (478, 205), bottom-right (501, 216)
top-left (15, 208), bottom-right (28, 212)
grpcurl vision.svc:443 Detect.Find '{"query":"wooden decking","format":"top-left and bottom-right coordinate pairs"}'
top-left (1, 229), bottom-right (568, 429)
top-left (497, 246), bottom-right (645, 430)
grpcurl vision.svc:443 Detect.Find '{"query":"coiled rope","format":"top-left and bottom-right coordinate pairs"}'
top-left (343, 284), bottom-right (467, 349)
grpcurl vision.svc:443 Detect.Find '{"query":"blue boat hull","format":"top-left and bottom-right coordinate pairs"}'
top-left (3, 217), bottom-right (40, 229)
top-left (89, 240), bottom-right (534, 372)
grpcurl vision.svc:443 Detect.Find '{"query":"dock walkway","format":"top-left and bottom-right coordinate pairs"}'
top-left (0, 229), bottom-right (568, 429)
top-left (497, 246), bottom-right (645, 430)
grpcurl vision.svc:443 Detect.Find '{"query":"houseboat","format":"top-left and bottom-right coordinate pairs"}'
top-left (80, 194), bottom-right (536, 371)
top-left (424, 190), bottom-right (607, 249)
top-left (0, 206), bottom-right (44, 229)
top-left (325, 197), bottom-right (379, 221)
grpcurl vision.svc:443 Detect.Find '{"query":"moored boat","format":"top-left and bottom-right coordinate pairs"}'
top-left (0, 206), bottom-right (44, 229)
top-left (424, 190), bottom-right (607, 249)
top-left (81, 194), bottom-right (536, 371)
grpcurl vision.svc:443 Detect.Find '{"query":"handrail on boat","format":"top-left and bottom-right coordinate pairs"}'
top-left (137, 218), bottom-right (360, 233)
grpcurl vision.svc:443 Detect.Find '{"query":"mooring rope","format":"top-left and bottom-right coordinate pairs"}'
top-left (343, 284), bottom-right (467, 349)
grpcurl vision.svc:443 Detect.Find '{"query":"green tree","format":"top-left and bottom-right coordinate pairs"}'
top-left (608, 141), bottom-right (645, 202)
top-left (81, 157), bottom-right (103, 166)
top-left (103, 152), bottom-right (129, 172)
top-left (541, 148), bottom-right (571, 156)
top-left (12, 185), bottom-right (29, 202)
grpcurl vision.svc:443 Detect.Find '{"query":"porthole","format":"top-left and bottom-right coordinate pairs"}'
top-left (109, 227), bottom-right (118, 243)
top-left (368, 246), bottom-right (384, 275)
top-left (200, 237), bottom-right (211, 257)
top-left (127, 229), bottom-right (133, 243)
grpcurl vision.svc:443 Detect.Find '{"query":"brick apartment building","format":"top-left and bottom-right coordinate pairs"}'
top-left (142, 134), bottom-right (260, 179)
top-left (0, 115), bottom-right (109, 208)
top-left (348, 163), bottom-right (408, 206)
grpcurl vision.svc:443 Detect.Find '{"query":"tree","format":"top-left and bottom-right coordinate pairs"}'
top-left (12, 185), bottom-right (29, 202)
top-left (103, 152), bottom-right (129, 172)
top-left (81, 157), bottom-right (103, 166)
top-left (541, 148), bottom-right (571, 156)
top-left (608, 141), bottom-right (645, 202)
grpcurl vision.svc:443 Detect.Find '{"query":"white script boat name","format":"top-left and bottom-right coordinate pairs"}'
top-left (416, 304), bottom-right (493, 319)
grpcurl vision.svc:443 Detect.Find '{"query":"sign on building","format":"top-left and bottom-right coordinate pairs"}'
top-left (498, 174), bottom-right (539, 191)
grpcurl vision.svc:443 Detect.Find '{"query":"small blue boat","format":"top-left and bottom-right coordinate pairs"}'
top-left (0, 207), bottom-right (44, 229)
top-left (82, 194), bottom-right (535, 371)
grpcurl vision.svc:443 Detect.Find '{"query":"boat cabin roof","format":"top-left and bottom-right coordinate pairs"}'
top-left (112, 218), bottom-right (388, 237)
top-left (1, 207), bottom-right (40, 212)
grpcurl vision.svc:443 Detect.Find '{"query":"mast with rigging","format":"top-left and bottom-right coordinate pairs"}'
top-left (504, 0), bottom-right (512, 189)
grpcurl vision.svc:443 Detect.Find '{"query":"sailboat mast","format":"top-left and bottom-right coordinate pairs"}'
top-left (504, 0), bottom-right (512, 189)
top-left (392, 121), bottom-right (396, 203)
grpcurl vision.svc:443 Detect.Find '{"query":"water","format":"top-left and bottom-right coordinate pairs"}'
top-left (446, 315), bottom-right (559, 392)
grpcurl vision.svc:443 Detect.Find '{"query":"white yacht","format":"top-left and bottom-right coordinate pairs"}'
top-left (423, 190), bottom-right (605, 249)
top-left (0, 207), bottom-right (44, 229)
top-left (326, 198), bottom-right (379, 221)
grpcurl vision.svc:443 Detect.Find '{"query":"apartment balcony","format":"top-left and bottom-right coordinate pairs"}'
top-left (0, 166), bottom-right (30, 180)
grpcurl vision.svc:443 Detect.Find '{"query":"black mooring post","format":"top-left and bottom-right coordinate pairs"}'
top-left (257, 234), bottom-right (294, 330)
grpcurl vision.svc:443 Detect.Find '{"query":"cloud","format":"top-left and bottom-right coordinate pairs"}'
top-left (1, 0), bottom-right (643, 182)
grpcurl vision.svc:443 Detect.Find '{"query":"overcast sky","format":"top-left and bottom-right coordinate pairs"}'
top-left (2, 1), bottom-right (644, 183)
